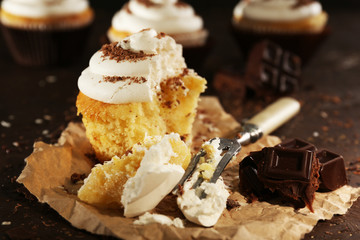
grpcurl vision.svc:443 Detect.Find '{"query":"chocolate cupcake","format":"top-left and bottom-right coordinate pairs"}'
top-left (106, 0), bottom-right (212, 71)
top-left (231, 0), bottom-right (330, 64)
top-left (0, 0), bottom-right (94, 66)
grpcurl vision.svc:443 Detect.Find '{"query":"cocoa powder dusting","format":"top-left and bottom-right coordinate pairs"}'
top-left (160, 75), bottom-right (185, 96)
top-left (175, 1), bottom-right (188, 8)
top-left (292, 0), bottom-right (314, 8)
top-left (102, 76), bottom-right (147, 84)
top-left (125, 3), bottom-right (132, 14)
top-left (100, 42), bottom-right (154, 63)
top-left (136, 0), bottom-right (160, 7)
top-left (156, 32), bottom-right (166, 39)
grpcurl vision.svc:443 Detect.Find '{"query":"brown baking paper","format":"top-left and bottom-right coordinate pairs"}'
top-left (18, 96), bottom-right (360, 240)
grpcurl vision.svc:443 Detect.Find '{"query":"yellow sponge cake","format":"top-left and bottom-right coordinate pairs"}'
top-left (78, 133), bottom-right (191, 216)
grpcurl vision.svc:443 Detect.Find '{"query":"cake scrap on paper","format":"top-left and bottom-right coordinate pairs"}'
top-left (16, 29), bottom-right (360, 240)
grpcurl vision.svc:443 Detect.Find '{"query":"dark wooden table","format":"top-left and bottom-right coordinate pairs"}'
top-left (1, 2), bottom-right (360, 239)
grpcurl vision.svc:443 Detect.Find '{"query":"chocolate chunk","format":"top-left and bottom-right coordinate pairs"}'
top-left (245, 41), bottom-right (302, 95)
top-left (239, 147), bottom-right (320, 212)
top-left (259, 147), bottom-right (320, 212)
top-left (275, 139), bottom-right (347, 191)
top-left (275, 138), bottom-right (317, 151)
top-left (239, 151), bottom-right (272, 202)
top-left (316, 149), bottom-right (348, 191)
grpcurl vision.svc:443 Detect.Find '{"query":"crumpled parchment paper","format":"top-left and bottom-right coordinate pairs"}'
top-left (17, 96), bottom-right (360, 240)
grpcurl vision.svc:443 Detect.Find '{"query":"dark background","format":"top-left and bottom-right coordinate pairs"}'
top-left (1, 1), bottom-right (360, 239)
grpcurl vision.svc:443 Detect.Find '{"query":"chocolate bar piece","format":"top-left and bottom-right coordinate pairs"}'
top-left (239, 147), bottom-right (320, 212)
top-left (275, 138), bottom-right (317, 151)
top-left (316, 149), bottom-right (348, 191)
top-left (276, 139), bottom-right (347, 191)
top-left (261, 147), bottom-right (314, 181)
top-left (245, 41), bottom-right (302, 95)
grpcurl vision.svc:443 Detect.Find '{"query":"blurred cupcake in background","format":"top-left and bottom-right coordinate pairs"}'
top-left (0, 0), bottom-right (94, 66)
top-left (231, 0), bottom-right (330, 64)
top-left (107, 0), bottom-right (212, 70)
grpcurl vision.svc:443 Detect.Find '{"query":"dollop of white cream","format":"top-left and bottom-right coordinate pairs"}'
top-left (177, 138), bottom-right (230, 227)
top-left (111, 0), bottom-right (203, 35)
top-left (177, 172), bottom-right (229, 227)
top-left (1, 0), bottom-right (89, 18)
top-left (134, 212), bottom-right (184, 228)
top-left (78, 29), bottom-right (186, 104)
top-left (121, 133), bottom-right (185, 218)
top-left (241, 0), bottom-right (322, 22)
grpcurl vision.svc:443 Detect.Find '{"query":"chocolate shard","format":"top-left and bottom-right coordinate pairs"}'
top-left (245, 40), bottom-right (302, 95)
top-left (275, 138), bottom-right (317, 151)
top-left (316, 149), bottom-right (348, 191)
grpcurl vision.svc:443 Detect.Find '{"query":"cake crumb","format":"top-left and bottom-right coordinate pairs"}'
top-left (134, 212), bottom-right (184, 228)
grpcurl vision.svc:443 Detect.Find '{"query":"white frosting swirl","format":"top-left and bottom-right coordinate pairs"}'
top-left (111, 0), bottom-right (203, 35)
top-left (241, 0), bottom-right (322, 22)
top-left (78, 29), bottom-right (186, 104)
top-left (233, 0), bottom-right (250, 20)
top-left (1, 0), bottom-right (89, 18)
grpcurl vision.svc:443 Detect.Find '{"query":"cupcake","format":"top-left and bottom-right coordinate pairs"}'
top-left (76, 29), bottom-right (207, 163)
top-left (0, 0), bottom-right (94, 66)
top-left (106, 0), bottom-right (211, 70)
top-left (231, 0), bottom-right (330, 64)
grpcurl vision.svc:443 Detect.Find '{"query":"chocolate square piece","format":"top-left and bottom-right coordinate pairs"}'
top-left (240, 146), bottom-right (320, 212)
top-left (245, 40), bottom-right (302, 95)
top-left (275, 138), bottom-right (317, 151)
top-left (316, 149), bottom-right (348, 191)
top-left (262, 147), bottom-right (313, 181)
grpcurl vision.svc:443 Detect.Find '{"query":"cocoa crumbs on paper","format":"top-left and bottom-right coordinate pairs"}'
top-left (226, 199), bottom-right (240, 210)
top-left (101, 42), bottom-right (154, 63)
top-left (70, 173), bottom-right (87, 184)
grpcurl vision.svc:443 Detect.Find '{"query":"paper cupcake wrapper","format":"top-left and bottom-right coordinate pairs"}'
top-left (182, 36), bottom-right (214, 73)
top-left (231, 24), bottom-right (331, 65)
top-left (1, 23), bottom-right (93, 66)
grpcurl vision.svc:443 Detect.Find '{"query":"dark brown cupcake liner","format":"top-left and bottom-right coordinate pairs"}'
top-left (231, 24), bottom-right (331, 65)
top-left (182, 36), bottom-right (214, 73)
top-left (1, 23), bottom-right (93, 66)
